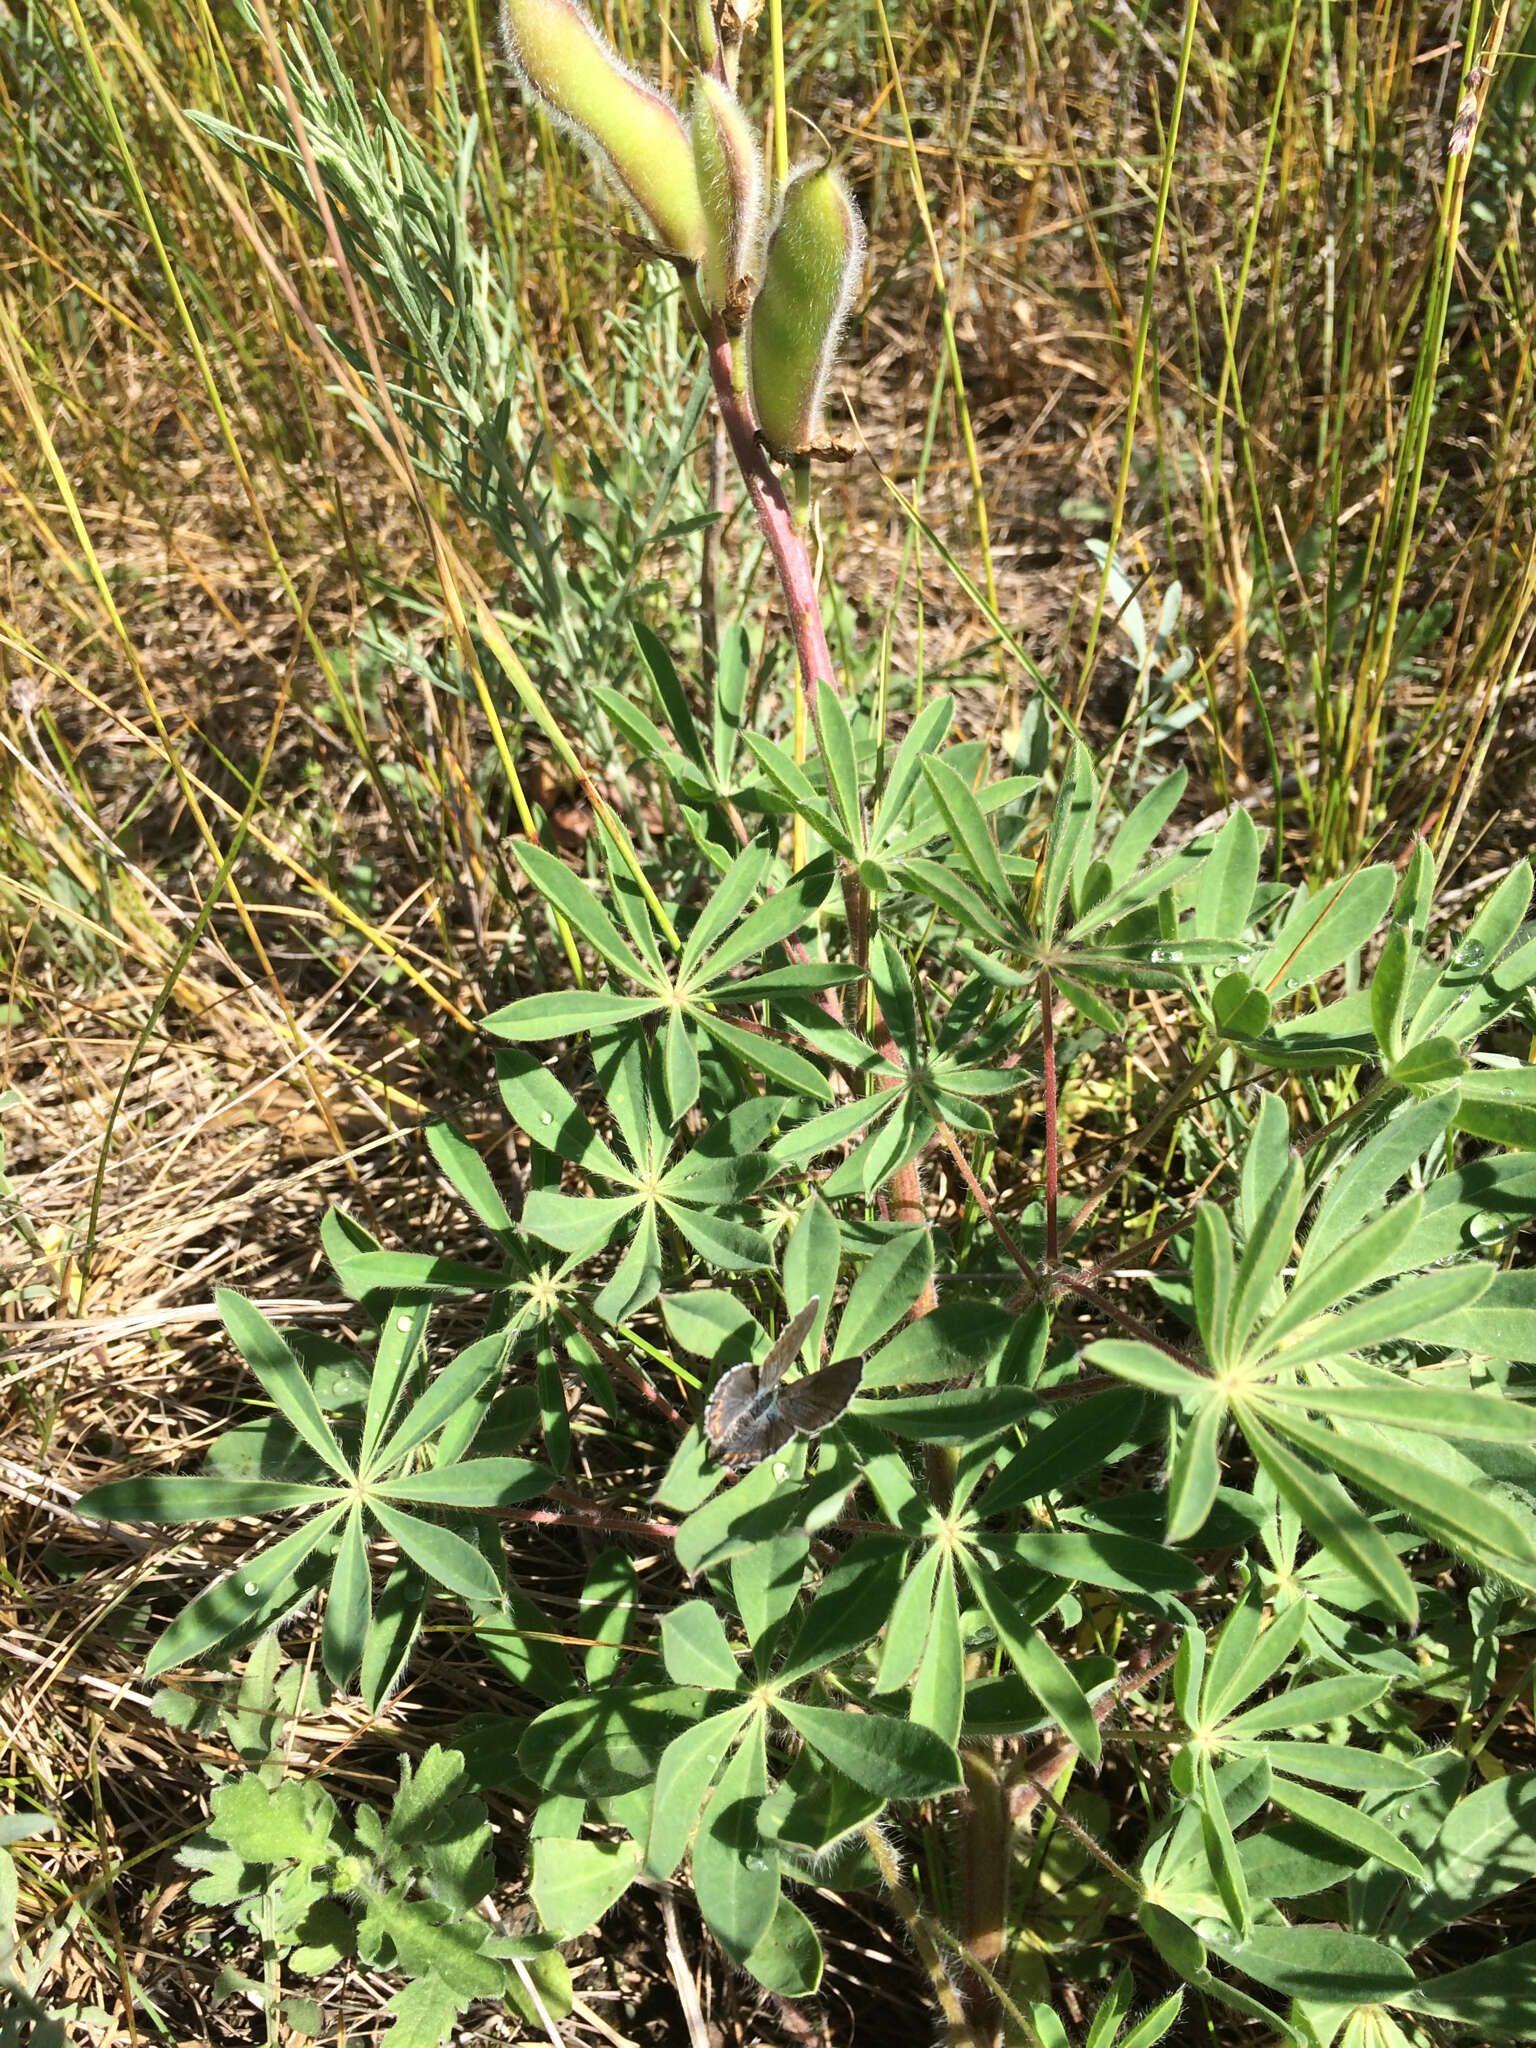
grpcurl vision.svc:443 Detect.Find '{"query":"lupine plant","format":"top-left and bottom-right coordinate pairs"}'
top-left (75, 8), bottom-right (1536, 2045)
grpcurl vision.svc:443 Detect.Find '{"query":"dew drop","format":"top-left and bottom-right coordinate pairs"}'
top-left (744, 1853), bottom-right (769, 1873)
top-left (1453, 938), bottom-right (1486, 970)
top-left (772, 1461), bottom-right (790, 1482)
top-left (1151, 946), bottom-right (1176, 965)
top-left (243, 1580), bottom-right (260, 1598)
top-left (1469, 1212), bottom-right (1514, 1244)
top-left (540, 1111), bottom-right (554, 1126)
top-left (396, 1313), bottom-right (413, 1333)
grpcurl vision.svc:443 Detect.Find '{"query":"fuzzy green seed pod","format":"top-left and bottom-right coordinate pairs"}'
top-left (500, 0), bottom-right (707, 263)
top-left (690, 76), bottom-right (761, 314)
top-left (748, 163), bottom-right (863, 459)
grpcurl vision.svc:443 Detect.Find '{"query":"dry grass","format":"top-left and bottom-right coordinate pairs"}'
top-left (4, 0), bottom-right (1536, 2038)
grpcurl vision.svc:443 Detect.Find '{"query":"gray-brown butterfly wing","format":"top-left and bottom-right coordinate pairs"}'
top-left (703, 1297), bottom-right (821, 1468)
top-left (776, 1356), bottom-right (862, 1438)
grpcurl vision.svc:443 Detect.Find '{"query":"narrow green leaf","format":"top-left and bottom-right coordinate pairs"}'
top-left (360, 1562), bottom-right (428, 1711)
top-left (909, 1555), bottom-right (963, 1747)
top-left (371, 1331), bottom-right (510, 1475)
top-left (1257, 1196), bottom-right (1425, 1358)
top-left (1201, 1591), bottom-right (1307, 1729)
top-left (1259, 1261), bottom-right (1493, 1372)
top-left (217, 1290), bottom-right (350, 1480)
top-left (695, 852), bottom-right (837, 983)
top-left (1228, 1156), bottom-right (1304, 1353)
top-left (1301, 1096), bottom-right (1457, 1279)
top-left (693, 1009), bottom-right (835, 1102)
top-left (1270, 1776), bottom-right (1425, 1879)
top-left (322, 1504), bottom-right (372, 1689)
top-left (1389, 1774), bottom-right (1536, 1950)
top-left (851, 1386), bottom-right (1035, 1444)
top-left (513, 839), bottom-right (653, 982)
top-left (832, 1228), bottom-right (932, 1361)
top-left (530, 1836), bottom-right (642, 1940)
top-left (1370, 924), bottom-right (1414, 1062)
top-left (694, 1716), bottom-right (779, 1961)
top-left (920, 754), bottom-right (1015, 910)
top-left (1239, 1413), bottom-right (1416, 1623)
top-left (1085, 1341), bottom-right (1211, 1398)
top-left (1192, 807), bottom-right (1259, 942)
top-left (369, 1502), bottom-right (503, 1602)
top-left (645, 1707), bottom-right (754, 1880)
top-left (778, 1537), bottom-right (910, 1687)
top-left (580, 1548), bottom-right (639, 1688)
top-left (663, 1008), bottom-right (701, 1119)
top-left (1222, 1674), bottom-right (1391, 1738)
top-left (873, 695), bottom-right (954, 838)
top-left (968, 1558), bottom-right (1101, 1765)
top-left (663, 1199), bottom-right (773, 1273)
top-left (1398, 1940), bottom-right (1536, 2033)
top-left (634, 619), bottom-right (707, 767)
top-left (1258, 1379), bottom-right (1536, 1443)
top-left (1252, 1742), bottom-right (1427, 1792)
top-left (679, 842), bottom-right (771, 978)
top-left (662, 1600), bottom-right (743, 1691)
top-left (1002, 1529), bottom-right (1202, 1595)
top-left (1253, 865), bottom-right (1397, 995)
top-left (75, 1476), bottom-right (338, 1522)
top-left (1192, 1205), bottom-right (1235, 1370)
top-left (426, 1122), bottom-right (514, 1238)
top-left (482, 990), bottom-right (663, 1039)
top-left (904, 856), bottom-right (1014, 943)
top-left (1038, 741), bottom-right (1096, 938)
top-left (373, 1457), bottom-right (551, 1507)
top-left (362, 1299), bottom-right (432, 1472)
top-left (873, 1543), bottom-right (941, 1694)
top-left (144, 1505), bottom-right (346, 1679)
top-left (811, 688), bottom-right (864, 849)
top-left (1202, 1924), bottom-right (1415, 2005)
top-left (1165, 1398), bottom-right (1224, 1544)
top-left (775, 1700), bottom-right (961, 1799)
top-left (522, 1191), bottom-right (638, 1254)
top-left (1262, 1408), bottom-right (1536, 1572)
top-left (976, 1387), bottom-right (1147, 1518)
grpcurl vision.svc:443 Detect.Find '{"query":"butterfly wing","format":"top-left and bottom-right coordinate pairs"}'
top-left (704, 1297), bottom-right (822, 1468)
top-left (777, 1357), bottom-right (862, 1437)
top-left (757, 1296), bottom-right (821, 1389)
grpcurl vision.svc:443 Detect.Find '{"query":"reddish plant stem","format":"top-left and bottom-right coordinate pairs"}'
top-left (498, 1498), bottom-right (679, 1545)
top-left (932, 1115), bottom-right (1037, 1290)
top-left (704, 319), bottom-right (840, 706)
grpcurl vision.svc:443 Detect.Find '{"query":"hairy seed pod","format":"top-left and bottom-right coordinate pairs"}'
top-left (500, 0), bottom-right (707, 263)
top-left (690, 76), bottom-right (761, 314)
top-left (749, 163), bottom-right (863, 459)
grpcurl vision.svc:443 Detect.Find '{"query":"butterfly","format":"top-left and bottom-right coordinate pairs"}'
top-left (703, 1296), bottom-right (861, 1470)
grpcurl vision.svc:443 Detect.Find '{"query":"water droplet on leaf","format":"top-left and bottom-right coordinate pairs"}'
top-left (243, 1581), bottom-right (260, 1598)
top-left (1469, 1212), bottom-right (1515, 1244)
top-left (1453, 939), bottom-right (1486, 970)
